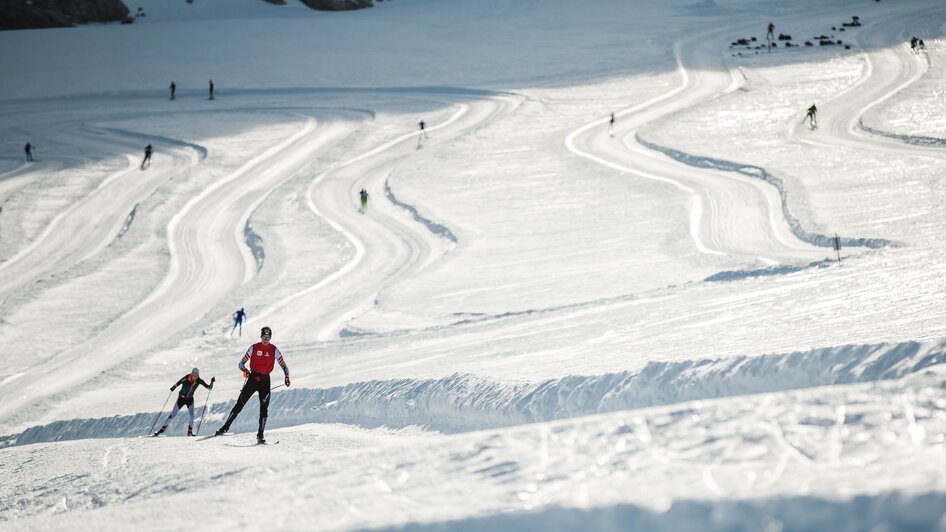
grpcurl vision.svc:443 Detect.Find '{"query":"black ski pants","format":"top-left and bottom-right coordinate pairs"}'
top-left (222, 372), bottom-right (270, 437)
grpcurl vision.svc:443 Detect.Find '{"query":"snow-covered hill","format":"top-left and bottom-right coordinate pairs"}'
top-left (1, 0), bottom-right (945, 530)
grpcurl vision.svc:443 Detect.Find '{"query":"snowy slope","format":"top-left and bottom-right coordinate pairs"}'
top-left (1, 0), bottom-right (946, 529)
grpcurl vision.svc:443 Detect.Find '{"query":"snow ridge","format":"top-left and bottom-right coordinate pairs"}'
top-left (384, 179), bottom-right (458, 244)
top-left (374, 491), bottom-right (946, 532)
top-left (636, 135), bottom-right (894, 250)
top-left (859, 119), bottom-right (946, 147)
top-left (11, 337), bottom-right (945, 446)
top-left (243, 219), bottom-right (265, 273)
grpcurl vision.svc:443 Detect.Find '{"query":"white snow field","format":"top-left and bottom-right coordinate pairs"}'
top-left (1, 0), bottom-right (946, 529)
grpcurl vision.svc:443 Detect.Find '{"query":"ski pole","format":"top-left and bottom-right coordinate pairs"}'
top-left (148, 389), bottom-right (173, 436)
top-left (270, 384), bottom-right (285, 391)
top-left (195, 385), bottom-right (214, 435)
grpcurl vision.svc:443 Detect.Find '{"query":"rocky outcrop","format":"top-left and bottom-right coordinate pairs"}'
top-left (298, 0), bottom-right (373, 11)
top-left (0, 0), bottom-right (131, 30)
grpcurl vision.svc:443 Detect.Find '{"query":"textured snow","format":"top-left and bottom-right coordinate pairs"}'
top-left (1, 0), bottom-right (946, 530)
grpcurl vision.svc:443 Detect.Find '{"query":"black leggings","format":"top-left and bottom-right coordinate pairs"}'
top-left (222, 373), bottom-right (270, 436)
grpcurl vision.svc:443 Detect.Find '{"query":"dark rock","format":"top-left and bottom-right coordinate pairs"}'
top-left (1, 0), bottom-right (130, 30)
top-left (298, 0), bottom-right (373, 10)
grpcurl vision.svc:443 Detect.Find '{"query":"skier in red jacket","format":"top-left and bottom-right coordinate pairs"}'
top-left (214, 326), bottom-right (290, 444)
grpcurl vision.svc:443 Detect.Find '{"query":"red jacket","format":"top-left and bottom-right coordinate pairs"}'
top-left (240, 342), bottom-right (287, 375)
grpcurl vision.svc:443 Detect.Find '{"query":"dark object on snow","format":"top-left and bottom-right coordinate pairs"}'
top-left (805, 41), bottom-right (814, 47)
top-left (820, 39), bottom-right (837, 46)
top-left (735, 38), bottom-right (750, 45)
top-left (842, 16), bottom-right (861, 27)
top-left (0, 0), bottom-right (131, 30)
top-left (778, 33), bottom-right (792, 41)
top-left (750, 36), bottom-right (757, 42)
top-left (845, 45), bottom-right (851, 50)
top-left (297, 0), bottom-right (373, 10)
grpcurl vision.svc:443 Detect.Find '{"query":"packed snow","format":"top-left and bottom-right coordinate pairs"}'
top-left (1, 0), bottom-right (946, 530)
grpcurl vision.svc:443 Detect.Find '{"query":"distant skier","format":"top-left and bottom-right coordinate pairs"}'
top-left (169, 81), bottom-right (176, 100)
top-left (767, 22), bottom-right (775, 40)
top-left (805, 103), bottom-right (817, 127)
top-left (208, 79), bottom-right (214, 100)
top-left (141, 144), bottom-right (153, 168)
top-left (608, 113), bottom-right (615, 134)
top-left (24, 142), bottom-right (33, 162)
top-left (213, 326), bottom-right (290, 444)
top-left (231, 307), bottom-right (246, 337)
top-left (359, 188), bottom-right (369, 213)
top-left (153, 368), bottom-right (214, 437)
top-left (418, 119), bottom-right (427, 140)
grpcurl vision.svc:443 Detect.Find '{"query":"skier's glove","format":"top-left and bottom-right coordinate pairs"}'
top-left (285, 376), bottom-right (291, 388)
top-left (170, 385), bottom-right (176, 391)
top-left (210, 376), bottom-right (216, 388)
top-left (243, 370), bottom-right (250, 379)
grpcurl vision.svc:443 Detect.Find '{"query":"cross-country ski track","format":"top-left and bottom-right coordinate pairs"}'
top-left (2, 0), bottom-right (946, 529)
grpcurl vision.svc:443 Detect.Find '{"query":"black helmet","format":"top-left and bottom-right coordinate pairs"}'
top-left (261, 326), bottom-right (272, 338)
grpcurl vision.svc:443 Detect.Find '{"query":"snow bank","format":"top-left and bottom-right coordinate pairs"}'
top-left (12, 337), bottom-right (945, 446)
top-left (374, 491), bottom-right (946, 532)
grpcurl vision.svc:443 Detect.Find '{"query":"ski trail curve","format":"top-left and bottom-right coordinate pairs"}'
top-left (252, 100), bottom-right (490, 342)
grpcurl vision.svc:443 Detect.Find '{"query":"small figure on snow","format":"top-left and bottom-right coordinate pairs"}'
top-left (418, 119), bottom-right (427, 140)
top-left (24, 142), bottom-right (33, 162)
top-left (141, 144), bottom-right (153, 168)
top-left (208, 79), bottom-right (214, 100)
top-left (153, 368), bottom-right (214, 437)
top-left (767, 22), bottom-right (775, 40)
top-left (169, 81), bottom-right (176, 100)
top-left (231, 307), bottom-right (246, 337)
top-left (213, 326), bottom-right (290, 444)
top-left (608, 113), bottom-right (615, 134)
top-left (805, 103), bottom-right (818, 128)
top-left (359, 188), bottom-right (369, 213)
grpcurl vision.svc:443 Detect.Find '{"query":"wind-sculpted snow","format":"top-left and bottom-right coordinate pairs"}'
top-left (373, 492), bottom-right (946, 532)
top-left (636, 136), bottom-right (893, 250)
top-left (12, 337), bottom-right (945, 446)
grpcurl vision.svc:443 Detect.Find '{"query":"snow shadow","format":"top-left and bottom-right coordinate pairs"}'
top-left (9, 336), bottom-right (946, 446)
top-left (704, 258), bottom-right (835, 282)
top-left (368, 491), bottom-right (946, 532)
top-left (637, 135), bottom-right (894, 250)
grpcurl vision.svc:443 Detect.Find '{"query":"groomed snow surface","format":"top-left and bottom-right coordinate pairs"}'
top-left (1, 0), bottom-right (946, 530)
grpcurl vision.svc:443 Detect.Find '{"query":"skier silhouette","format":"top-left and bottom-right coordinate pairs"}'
top-left (418, 120), bottom-right (427, 140)
top-left (231, 307), bottom-right (246, 337)
top-left (804, 103), bottom-right (818, 128)
top-left (608, 113), bottom-right (615, 135)
top-left (209, 79), bottom-right (214, 100)
top-left (169, 81), bottom-right (176, 100)
top-left (767, 22), bottom-right (775, 40)
top-left (359, 188), bottom-right (369, 213)
top-left (141, 144), bottom-right (153, 167)
top-left (24, 142), bottom-right (33, 162)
